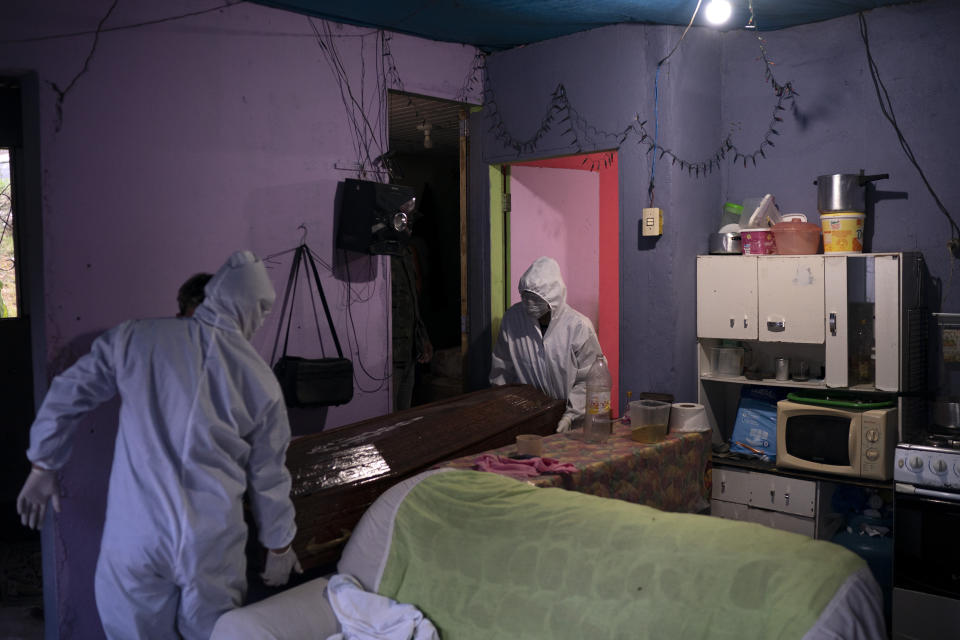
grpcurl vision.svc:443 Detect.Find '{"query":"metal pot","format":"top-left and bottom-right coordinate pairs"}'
top-left (814, 170), bottom-right (889, 213)
top-left (708, 231), bottom-right (741, 254)
top-left (933, 400), bottom-right (960, 431)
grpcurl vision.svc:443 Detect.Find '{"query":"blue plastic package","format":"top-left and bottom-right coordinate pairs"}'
top-left (729, 386), bottom-right (788, 461)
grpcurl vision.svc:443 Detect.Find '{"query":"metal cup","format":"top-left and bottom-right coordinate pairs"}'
top-left (775, 357), bottom-right (789, 381)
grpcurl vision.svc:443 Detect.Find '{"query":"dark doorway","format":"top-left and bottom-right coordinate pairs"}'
top-left (0, 74), bottom-right (43, 638)
top-left (388, 91), bottom-right (465, 408)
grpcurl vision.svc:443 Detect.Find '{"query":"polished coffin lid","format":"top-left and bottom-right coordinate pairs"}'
top-left (282, 384), bottom-right (564, 570)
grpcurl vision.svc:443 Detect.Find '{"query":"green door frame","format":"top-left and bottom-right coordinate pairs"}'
top-left (489, 163), bottom-right (510, 346)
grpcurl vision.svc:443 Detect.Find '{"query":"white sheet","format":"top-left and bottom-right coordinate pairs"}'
top-left (803, 567), bottom-right (887, 640)
top-left (325, 573), bottom-right (438, 640)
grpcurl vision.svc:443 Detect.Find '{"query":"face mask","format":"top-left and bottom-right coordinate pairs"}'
top-left (521, 293), bottom-right (550, 320)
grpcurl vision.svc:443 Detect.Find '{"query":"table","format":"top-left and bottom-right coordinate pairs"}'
top-left (439, 422), bottom-right (712, 513)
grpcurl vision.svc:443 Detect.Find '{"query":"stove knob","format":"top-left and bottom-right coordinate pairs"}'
top-left (931, 459), bottom-right (948, 474)
top-left (955, 462), bottom-right (960, 478)
top-left (909, 456), bottom-right (925, 471)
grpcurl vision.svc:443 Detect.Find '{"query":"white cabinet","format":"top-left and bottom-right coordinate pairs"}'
top-left (759, 257), bottom-right (825, 343)
top-left (711, 466), bottom-right (842, 539)
top-left (697, 256), bottom-right (824, 343)
top-left (699, 253), bottom-right (926, 539)
top-left (697, 257), bottom-right (757, 340)
top-left (697, 253), bottom-right (922, 393)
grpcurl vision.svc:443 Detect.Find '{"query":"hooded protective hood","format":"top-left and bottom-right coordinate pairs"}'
top-left (194, 250), bottom-right (275, 340)
top-left (518, 256), bottom-right (567, 316)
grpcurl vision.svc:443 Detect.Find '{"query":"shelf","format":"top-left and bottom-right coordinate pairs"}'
top-left (699, 374), bottom-right (826, 388)
top-left (699, 375), bottom-right (894, 394)
top-left (711, 454), bottom-right (894, 491)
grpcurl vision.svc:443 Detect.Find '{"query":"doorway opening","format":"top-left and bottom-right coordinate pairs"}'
top-left (489, 151), bottom-right (621, 415)
top-left (387, 90), bottom-right (470, 409)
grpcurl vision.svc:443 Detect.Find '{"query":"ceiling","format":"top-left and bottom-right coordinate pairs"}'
top-left (253, 0), bottom-right (917, 53)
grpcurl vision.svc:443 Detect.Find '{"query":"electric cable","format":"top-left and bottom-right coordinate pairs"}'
top-left (858, 12), bottom-right (957, 242)
top-left (0, 0), bottom-right (245, 44)
top-left (49, 0), bottom-right (120, 132)
top-left (341, 250), bottom-right (391, 391)
top-left (650, 0), bottom-right (701, 206)
top-left (858, 12), bottom-right (957, 308)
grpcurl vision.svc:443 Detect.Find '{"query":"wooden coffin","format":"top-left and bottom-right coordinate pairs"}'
top-left (286, 384), bottom-right (564, 570)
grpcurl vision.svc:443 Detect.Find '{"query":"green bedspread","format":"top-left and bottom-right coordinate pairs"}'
top-left (378, 470), bottom-right (866, 640)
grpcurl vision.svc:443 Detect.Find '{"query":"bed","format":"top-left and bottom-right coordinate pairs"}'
top-left (214, 469), bottom-right (887, 639)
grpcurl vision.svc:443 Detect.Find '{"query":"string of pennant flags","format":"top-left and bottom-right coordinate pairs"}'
top-left (478, 40), bottom-right (797, 178)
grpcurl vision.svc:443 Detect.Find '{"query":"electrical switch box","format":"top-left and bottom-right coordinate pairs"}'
top-left (642, 207), bottom-right (663, 236)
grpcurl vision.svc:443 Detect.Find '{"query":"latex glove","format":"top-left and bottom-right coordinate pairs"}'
top-left (17, 466), bottom-right (61, 530)
top-left (556, 415), bottom-right (573, 433)
top-left (261, 547), bottom-right (303, 587)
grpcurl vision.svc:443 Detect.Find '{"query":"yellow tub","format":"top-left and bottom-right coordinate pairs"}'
top-left (820, 212), bottom-right (866, 253)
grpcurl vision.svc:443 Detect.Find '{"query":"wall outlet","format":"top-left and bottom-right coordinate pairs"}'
top-left (642, 207), bottom-right (663, 236)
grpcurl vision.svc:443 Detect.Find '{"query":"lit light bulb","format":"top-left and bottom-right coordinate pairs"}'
top-left (705, 0), bottom-right (732, 25)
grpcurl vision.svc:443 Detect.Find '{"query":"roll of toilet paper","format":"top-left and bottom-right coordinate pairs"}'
top-left (668, 402), bottom-right (710, 433)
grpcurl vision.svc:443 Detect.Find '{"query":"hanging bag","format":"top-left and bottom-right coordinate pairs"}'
top-left (271, 245), bottom-right (354, 407)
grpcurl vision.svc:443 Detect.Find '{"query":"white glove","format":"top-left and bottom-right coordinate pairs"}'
top-left (261, 546), bottom-right (303, 587)
top-left (17, 466), bottom-right (61, 530)
top-left (556, 415), bottom-right (573, 433)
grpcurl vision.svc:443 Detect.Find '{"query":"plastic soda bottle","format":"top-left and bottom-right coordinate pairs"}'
top-left (583, 354), bottom-right (612, 443)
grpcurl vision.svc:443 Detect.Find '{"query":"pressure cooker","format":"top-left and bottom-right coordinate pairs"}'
top-left (814, 170), bottom-right (889, 213)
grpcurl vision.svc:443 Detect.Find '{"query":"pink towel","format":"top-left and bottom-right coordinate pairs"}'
top-left (473, 454), bottom-right (577, 480)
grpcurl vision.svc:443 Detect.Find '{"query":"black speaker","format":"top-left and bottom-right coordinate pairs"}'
top-left (336, 179), bottom-right (417, 255)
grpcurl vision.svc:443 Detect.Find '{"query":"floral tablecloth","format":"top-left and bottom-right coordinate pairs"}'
top-left (438, 422), bottom-right (712, 513)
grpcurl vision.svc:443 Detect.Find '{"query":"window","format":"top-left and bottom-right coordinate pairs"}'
top-left (0, 147), bottom-right (15, 317)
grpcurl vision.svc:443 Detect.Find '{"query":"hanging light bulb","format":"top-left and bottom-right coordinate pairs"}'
top-left (705, 0), bottom-right (732, 25)
top-left (417, 122), bottom-right (434, 149)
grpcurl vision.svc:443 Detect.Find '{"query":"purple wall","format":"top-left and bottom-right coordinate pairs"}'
top-left (510, 166), bottom-right (600, 327)
top-left (473, 0), bottom-right (960, 410)
top-left (0, 1), bottom-right (479, 637)
top-left (476, 22), bottom-right (722, 406)
top-left (720, 1), bottom-right (960, 301)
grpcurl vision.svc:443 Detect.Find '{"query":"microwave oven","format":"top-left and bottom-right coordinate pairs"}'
top-left (776, 399), bottom-right (897, 481)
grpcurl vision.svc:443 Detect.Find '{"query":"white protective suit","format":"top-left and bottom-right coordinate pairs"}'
top-left (25, 250), bottom-right (297, 640)
top-left (489, 256), bottom-right (603, 431)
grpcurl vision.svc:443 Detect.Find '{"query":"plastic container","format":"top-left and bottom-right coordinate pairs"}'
top-left (721, 202), bottom-right (743, 228)
top-left (739, 197), bottom-right (762, 227)
top-left (771, 218), bottom-right (821, 255)
top-left (741, 228), bottom-right (776, 255)
top-left (629, 399), bottom-right (671, 443)
top-left (821, 213), bottom-right (866, 253)
top-left (583, 355), bottom-right (613, 443)
top-left (515, 434), bottom-right (543, 457)
top-left (712, 346), bottom-right (744, 376)
top-left (740, 194), bottom-right (781, 228)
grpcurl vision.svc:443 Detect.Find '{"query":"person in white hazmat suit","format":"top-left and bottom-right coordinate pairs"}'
top-left (15, 250), bottom-right (302, 639)
top-left (489, 256), bottom-right (604, 433)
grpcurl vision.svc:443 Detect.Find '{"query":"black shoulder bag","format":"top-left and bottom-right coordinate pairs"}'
top-left (271, 244), bottom-right (354, 407)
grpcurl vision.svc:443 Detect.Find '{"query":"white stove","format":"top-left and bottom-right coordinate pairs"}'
top-left (894, 442), bottom-right (960, 496)
top-left (892, 437), bottom-right (960, 639)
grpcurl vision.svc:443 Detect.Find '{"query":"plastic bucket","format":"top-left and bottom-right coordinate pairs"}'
top-left (821, 213), bottom-right (866, 253)
top-left (741, 228), bottom-right (776, 255)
